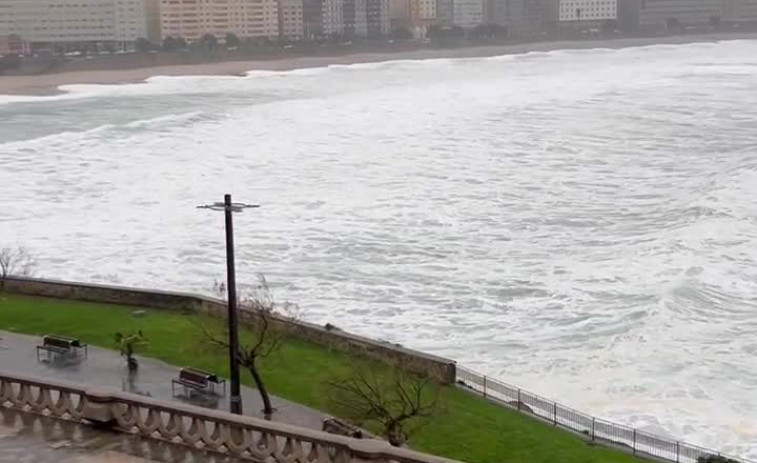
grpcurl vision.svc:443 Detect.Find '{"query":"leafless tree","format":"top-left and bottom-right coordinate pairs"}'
top-left (196, 274), bottom-right (298, 418)
top-left (0, 246), bottom-right (36, 291)
top-left (327, 368), bottom-right (439, 447)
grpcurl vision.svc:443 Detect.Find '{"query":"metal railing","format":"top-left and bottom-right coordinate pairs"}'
top-left (456, 365), bottom-right (752, 463)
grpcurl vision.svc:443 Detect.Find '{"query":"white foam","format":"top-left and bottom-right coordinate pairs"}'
top-left (2, 38), bottom-right (757, 461)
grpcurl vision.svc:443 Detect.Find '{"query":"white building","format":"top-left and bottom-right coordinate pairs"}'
top-left (452, 0), bottom-right (485, 27)
top-left (559, 0), bottom-right (617, 20)
top-left (324, 0), bottom-right (345, 34)
top-left (417, 0), bottom-right (436, 19)
top-left (281, 0), bottom-right (305, 39)
top-left (0, 0), bottom-right (147, 44)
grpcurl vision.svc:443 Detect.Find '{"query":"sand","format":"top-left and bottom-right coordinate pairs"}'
top-left (2, 32), bottom-right (756, 96)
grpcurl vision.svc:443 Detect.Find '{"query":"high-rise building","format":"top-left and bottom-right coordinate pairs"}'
top-left (388, 0), bottom-right (435, 34)
top-left (343, 0), bottom-right (389, 36)
top-left (721, 0), bottom-right (757, 22)
top-left (617, 0), bottom-right (728, 31)
top-left (145, 0), bottom-right (162, 42)
top-left (452, 0), bottom-right (486, 27)
top-left (303, 0), bottom-right (344, 38)
top-left (485, 0), bottom-right (525, 33)
top-left (0, 34), bottom-right (31, 55)
top-left (159, 0), bottom-right (288, 41)
top-left (281, 0), bottom-right (305, 40)
top-left (639, 0), bottom-right (719, 28)
top-left (0, 0), bottom-right (147, 45)
top-left (558, 0), bottom-right (617, 20)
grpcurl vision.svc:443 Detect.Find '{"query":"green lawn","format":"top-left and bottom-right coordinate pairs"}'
top-left (0, 294), bottom-right (645, 463)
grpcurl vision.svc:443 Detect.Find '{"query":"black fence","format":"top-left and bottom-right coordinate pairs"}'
top-left (456, 365), bottom-right (752, 463)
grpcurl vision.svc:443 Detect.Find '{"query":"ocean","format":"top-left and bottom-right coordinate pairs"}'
top-left (1, 39), bottom-right (756, 459)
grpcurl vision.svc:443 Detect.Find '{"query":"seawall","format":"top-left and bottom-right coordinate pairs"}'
top-left (1, 276), bottom-right (456, 383)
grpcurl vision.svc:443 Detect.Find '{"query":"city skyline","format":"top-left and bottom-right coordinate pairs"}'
top-left (3, 0), bottom-right (757, 53)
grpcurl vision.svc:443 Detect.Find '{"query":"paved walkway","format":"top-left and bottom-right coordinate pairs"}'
top-left (0, 331), bottom-right (327, 431)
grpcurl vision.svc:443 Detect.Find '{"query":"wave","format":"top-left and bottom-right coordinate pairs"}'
top-left (0, 111), bottom-right (210, 149)
top-left (2, 38), bottom-right (754, 107)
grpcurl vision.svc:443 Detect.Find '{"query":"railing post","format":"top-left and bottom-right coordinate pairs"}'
top-left (676, 441), bottom-right (680, 463)
top-left (483, 376), bottom-right (487, 398)
top-left (591, 418), bottom-right (595, 441)
top-left (633, 429), bottom-right (637, 454)
top-left (517, 389), bottom-right (521, 411)
top-left (553, 402), bottom-right (557, 425)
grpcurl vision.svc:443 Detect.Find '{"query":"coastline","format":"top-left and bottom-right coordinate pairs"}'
top-left (1, 31), bottom-right (757, 96)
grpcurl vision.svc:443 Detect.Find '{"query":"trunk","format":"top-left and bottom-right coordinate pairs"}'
top-left (248, 363), bottom-right (274, 418)
top-left (386, 421), bottom-right (404, 447)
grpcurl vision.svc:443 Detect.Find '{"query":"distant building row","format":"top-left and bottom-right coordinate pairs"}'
top-left (155, 0), bottom-right (390, 43)
top-left (2, 0), bottom-right (757, 52)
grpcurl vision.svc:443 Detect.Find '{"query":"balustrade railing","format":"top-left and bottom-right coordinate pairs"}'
top-left (0, 370), bottom-right (461, 463)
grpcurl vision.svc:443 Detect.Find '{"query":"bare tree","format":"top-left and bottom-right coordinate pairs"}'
top-left (0, 246), bottom-right (36, 291)
top-left (327, 368), bottom-right (439, 446)
top-left (197, 274), bottom-right (297, 418)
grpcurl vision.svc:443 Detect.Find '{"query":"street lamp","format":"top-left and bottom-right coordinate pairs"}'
top-left (198, 194), bottom-right (260, 415)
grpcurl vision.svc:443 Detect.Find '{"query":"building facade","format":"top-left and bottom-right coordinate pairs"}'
top-left (485, 0), bottom-right (525, 34)
top-left (450, 0), bottom-right (486, 27)
top-left (637, 0), bottom-right (719, 28)
top-left (159, 0), bottom-right (285, 41)
top-left (0, 0), bottom-right (147, 45)
top-left (558, 0), bottom-right (617, 20)
top-left (281, 0), bottom-right (305, 39)
top-left (615, 0), bottom-right (757, 31)
top-left (388, 0), bottom-right (435, 35)
top-left (303, 0), bottom-right (345, 38)
top-left (0, 34), bottom-right (31, 54)
top-left (721, 0), bottom-right (757, 22)
top-left (343, 0), bottom-right (389, 36)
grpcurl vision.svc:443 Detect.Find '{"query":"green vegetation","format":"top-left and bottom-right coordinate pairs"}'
top-left (0, 294), bottom-right (646, 463)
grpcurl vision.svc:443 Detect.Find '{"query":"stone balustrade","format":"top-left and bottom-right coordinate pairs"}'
top-left (0, 370), bottom-right (462, 463)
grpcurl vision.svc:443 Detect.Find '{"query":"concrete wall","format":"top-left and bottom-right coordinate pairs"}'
top-left (1, 276), bottom-right (456, 384)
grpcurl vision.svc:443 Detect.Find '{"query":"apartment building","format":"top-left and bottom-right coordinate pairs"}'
top-left (721, 0), bottom-right (757, 22)
top-left (303, 0), bottom-right (344, 38)
top-left (388, 0), bottom-right (435, 34)
top-left (0, 34), bottom-right (31, 54)
top-left (0, 0), bottom-right (147, 45)
top-left (617, 0), bottom-right (725, 31)
top-left (343, 0), bottom-right (389, 36)
top-left (281, 0), bottom-right (305, 39)
top-left (484, 0), bottom-right (525, 33)
top-left (558, 0), bottom-right (616, 20)
top-left (638, 0), bottom-right (720, 27)
top-left (159, 0), bottom-right (288, 41)
top-left (452, 0), bottom-right (486, 27)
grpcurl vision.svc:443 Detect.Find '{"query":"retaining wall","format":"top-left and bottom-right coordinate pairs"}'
top-left (1, 276), bottom-right (456, 383)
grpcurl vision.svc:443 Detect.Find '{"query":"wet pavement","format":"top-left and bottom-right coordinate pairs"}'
top-left (0, 330), bottom-right (327, 430)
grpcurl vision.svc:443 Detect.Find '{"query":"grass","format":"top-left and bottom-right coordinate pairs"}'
top-left (0, 293), bottom-right (646, 463)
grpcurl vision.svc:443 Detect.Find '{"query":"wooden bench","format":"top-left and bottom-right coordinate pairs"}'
top-left (171, 367), bottom-right (226, 397)
top-left (36, 335), bottom-right (88, 362)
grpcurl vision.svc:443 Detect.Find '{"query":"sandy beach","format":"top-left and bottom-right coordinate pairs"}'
top-left (2, 32), bottom-right (757, 96)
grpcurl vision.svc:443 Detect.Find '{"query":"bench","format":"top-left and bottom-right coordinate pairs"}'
top-left (36, 335), bottom-right (88, 362)
top-left (171, 367), bottom-right (226, 397)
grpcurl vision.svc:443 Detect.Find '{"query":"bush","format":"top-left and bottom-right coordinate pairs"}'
top-left (115, 330), bottom-right (148, 371)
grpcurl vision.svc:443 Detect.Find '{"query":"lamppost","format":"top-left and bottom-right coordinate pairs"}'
top-left (198, 194), bottom-right (260, 415)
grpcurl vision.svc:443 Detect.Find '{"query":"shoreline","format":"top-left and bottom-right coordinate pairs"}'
top-left (1, 31), bottom-right (757, 96)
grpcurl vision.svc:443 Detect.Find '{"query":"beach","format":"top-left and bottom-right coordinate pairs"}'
top-left (1, 32), bottom-right (757, 96)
